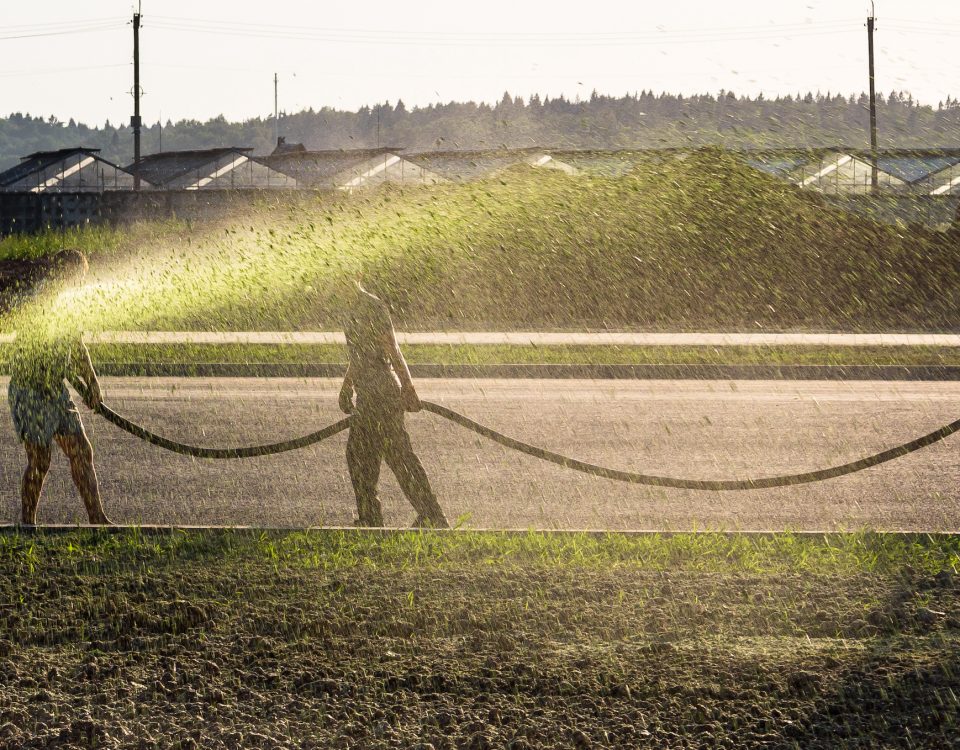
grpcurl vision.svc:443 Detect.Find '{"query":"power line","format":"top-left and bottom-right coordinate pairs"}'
top-left (146, 26), bottom-right (860, 47)
top-left (0, 21), bottom-right (124, 41)
top-left (150, 19), bottom-right (860, 38)
top-left (0, 62), bottom-right (128, 79)
top-left (883, 24), bottom-right (960, 37)
top-left (0, 17), bottom-right (120, 32)
top-left (149, 13), bottom-right (862, 36)
top-left (144, 61), bottom-right (294, 74)
top-left (883, 16), bottom-right (960, 28)
top-left (146, 17), bottom-right (863, 46)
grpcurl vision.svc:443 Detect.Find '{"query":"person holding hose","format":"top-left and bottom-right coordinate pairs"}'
top-left (338, 277), bottom-right (448, 528)
top-left (8, 249), bottom-right (110, 526)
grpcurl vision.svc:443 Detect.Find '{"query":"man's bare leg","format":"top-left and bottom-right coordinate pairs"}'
top-left (21, 441), bottom-right (51, 525)
top-left (384, 424), bottom-right (449, 529)
top-left (346, 420), bottom-right (385, 527)
top-left (54, 431), bottom-right (110, 525)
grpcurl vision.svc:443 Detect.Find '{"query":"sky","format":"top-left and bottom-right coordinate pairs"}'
top-left (2, 1), bottom-right (958, 127)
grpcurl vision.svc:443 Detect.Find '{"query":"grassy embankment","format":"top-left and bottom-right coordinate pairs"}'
top-left (0, 148), bottom-right (957, 336)
top-left (0, 528), bottom-right (957, 747)
top-left (1, 149), bottom-right (958, 368)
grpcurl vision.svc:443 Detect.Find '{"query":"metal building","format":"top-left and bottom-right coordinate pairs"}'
top-left (126, 147), bottom-right (297, 190)
top-left (790, 151), bottom-right (905, 194)
top-left (264, 145), bottom-right (444, 190)
top-left (0, 148), bottom-right (139, 192)
top-left (544, 150), bottom-right (663, 177)
top-left (405, 148), bottom-right (577, 181)
top-left (743, 148), bottom-right (960, 196)
top-left (907, 152), bottom-right (960, 195)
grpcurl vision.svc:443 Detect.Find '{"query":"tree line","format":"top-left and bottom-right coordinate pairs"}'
top-left (3, 89), bottom-right (960, 170)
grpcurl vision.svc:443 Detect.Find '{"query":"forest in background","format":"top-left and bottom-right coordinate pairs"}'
top-left (3, 89), bottom-right (960, 170)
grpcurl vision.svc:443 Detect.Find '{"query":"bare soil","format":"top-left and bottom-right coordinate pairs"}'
top-left (0, 530), bottom-right (958, 749)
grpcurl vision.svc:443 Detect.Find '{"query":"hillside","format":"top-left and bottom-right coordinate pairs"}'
top-left (1, 148), bottom-right (958, 332)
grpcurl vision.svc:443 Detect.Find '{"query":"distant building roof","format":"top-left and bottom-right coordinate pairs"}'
top-left (0, 147), bottom-right (135, 192)
top-left (264, 148), bottom-right (401, 186)
top-left (544, 149), bottom-right (669, 177)
top-left (405, 148), bottom-right (565, 180)
top-left (21, 147), bottom-right (102, 161)
top-left (126, 147), bottom-right (255, 188)
top-left (739, 147), bottom-right (960, 184)
top-left (744, 155), bottom-right (816, 179)
top-left (0, 148), bottom-right (103, 188)
top-left (874, 152), bottom-right (960, 183)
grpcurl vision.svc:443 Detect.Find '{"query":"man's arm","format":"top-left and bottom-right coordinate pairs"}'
top-left (72, 340), bottom-right (102, 409)
top-left (339, 363), bottom-right (355, 414)
top-left (383, 321), bottom-right (420, 412)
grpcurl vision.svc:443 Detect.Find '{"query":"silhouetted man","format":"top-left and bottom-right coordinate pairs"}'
top-left (338, 279), bottom-right (448, 528)
top-left (8, 249), bottom-right (110, 525)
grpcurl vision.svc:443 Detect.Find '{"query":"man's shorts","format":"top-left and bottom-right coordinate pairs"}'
top-left (8, 382), bottom-right (84, 446)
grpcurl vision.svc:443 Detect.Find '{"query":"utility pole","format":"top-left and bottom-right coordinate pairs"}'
top-left (867, 2), bottom-right (878, 192)
top-left (274, 73), bottom-right (279, 145)
top-left (132, 3), bottom-right (142, 191)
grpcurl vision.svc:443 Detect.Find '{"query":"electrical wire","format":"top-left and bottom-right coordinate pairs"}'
top-left (0, 21), bottom-right (125, 41)
top-left (149, 14), bottom-right (863, 37)
top-left (0, 17), bottom-right (120, 32)
top-left (145, 26), bottom-right (860, 47)
top-left (883, 24), bottom-right (960, 38)
top-left (146, 16), bottom-right (864, 47)
top-left (0, 62), bottom-right (129, 79)
top-left (883, 17), bottom-right (960, 29)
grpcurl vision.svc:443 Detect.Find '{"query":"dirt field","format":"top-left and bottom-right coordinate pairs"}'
top-left (0, 529), bottom-right (958, 749)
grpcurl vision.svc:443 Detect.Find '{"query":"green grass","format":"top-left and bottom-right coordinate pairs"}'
top-left (2, 528), bottom-right (957, 578)
top-left (2, 148), bottom-right (958, 336)
top-left (0, 219), bottom-right (192, 261)
top-left (2, 343), bottom-right (959, 369)
top-left (85, 343), bottom-right (960, 367)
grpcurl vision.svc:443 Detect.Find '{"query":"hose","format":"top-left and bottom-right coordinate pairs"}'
top-left (420, 402), bottom-right (960, 490)
top-left (74, 379), bottom-right (960, 490)
top-left (74, 380), bottom-right (349, 459)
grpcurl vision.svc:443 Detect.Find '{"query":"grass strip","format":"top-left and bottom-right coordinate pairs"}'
top-left (2, 343), bottom-right (960, 369)
top-left (1, 528), bottom-right (957, 577)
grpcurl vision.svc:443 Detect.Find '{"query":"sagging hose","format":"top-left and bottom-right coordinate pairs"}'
top-left (422, 401), bottom-right (960, 490)
top-left (71, 379), bottom-right (351, 459)
top-left (72, 380), bottom-right (960, 490)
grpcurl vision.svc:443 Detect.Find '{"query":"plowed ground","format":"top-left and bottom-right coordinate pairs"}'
top-left (0, 530), bottom-right (958, 749)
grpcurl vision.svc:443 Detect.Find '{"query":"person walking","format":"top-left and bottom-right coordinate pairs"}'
top-left (338, 279), bottom-right (448, 528)
top-left (8, 249), bottom-right (110, 526)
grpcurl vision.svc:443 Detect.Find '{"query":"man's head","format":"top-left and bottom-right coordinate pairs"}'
top-left (50, 248), bottom-right (88, 284)
top-left (353, 268), bottom-right (386, 301)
